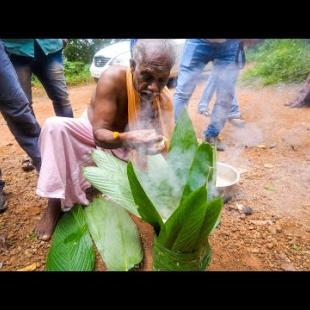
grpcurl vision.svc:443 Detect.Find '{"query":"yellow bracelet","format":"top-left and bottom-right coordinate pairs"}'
top-left (113, 131), bottom-right (120, 140)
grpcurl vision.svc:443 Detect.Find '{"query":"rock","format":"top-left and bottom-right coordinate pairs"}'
top-left (278, 253), bottom-right (288, 260)
top-left (264, 164), bottom-right (274, 168)
top-left (281, 263), bottom-right (296, 271)
top-left (236, 203), bottom-right (253, 215)
top-left (268, 226), bottom-right (277, 235)
top-left (0, 262), bottom-right (3, 269)
top-left (250, 219), bottom-right (273, 226)
top-left (17, 263), bottom-right (37, 272)
top-left (256, 144), bottom-right (267, 149)
top-left (24, 249), bottom-right (32, 257)
top-left (0, 236), bottom-right (8, 251)
top-left (250, 248), bottom-right (260, 254)
top-left (266, 243), bottom-right (274, 249)
top-left (276, 226), bottom-right (282, 233)
top-left (249, 225), bottom-right (255, 230)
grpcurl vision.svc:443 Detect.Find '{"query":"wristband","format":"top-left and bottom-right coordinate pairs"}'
top-left (113, 131), bottom-right (120, 140)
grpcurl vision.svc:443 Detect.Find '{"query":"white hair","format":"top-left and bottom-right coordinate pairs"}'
top-left (132, 39), bottom-right (176, 67)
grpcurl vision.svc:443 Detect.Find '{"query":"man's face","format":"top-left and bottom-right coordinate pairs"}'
top-left (131, 55), bottom-right (171, 104)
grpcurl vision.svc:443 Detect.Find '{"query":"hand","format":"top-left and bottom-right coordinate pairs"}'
top-left (125, 129), bottom-right (165, 154)
top-left (143, 138), bottom-right (167, 155)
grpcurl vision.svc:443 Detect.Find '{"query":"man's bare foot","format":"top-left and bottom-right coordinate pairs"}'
top-left (35, 198), bottom-right (62, 241)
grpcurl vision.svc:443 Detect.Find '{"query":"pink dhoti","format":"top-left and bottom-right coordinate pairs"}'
top-left (36, 111), bottom-right (129, 210)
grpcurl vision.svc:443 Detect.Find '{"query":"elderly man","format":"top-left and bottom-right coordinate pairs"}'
top-left (35, 39), bottom-right (175, 240)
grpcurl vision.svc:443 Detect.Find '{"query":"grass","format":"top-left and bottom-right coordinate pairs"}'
top-left (241, 39), bottom-right (310, 86)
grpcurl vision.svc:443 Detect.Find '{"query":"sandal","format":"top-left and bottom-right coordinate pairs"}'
top-left (21, 159), bottom-right (35, 172)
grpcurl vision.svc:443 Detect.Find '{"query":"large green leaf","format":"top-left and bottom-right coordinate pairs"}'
top-left (207, 143), bottom-right (217, 200)
top-left (127, 162), bottom-right (165, 236)
top-left (172, 186), bottom-right (209, 252)
top-left (83, 166), bottom-right (139, 217)
top-left (182, 142), bottom-right (213, 197)
top-left (92, 149), bottom-right (126, 175)
top-left (198, 239), bottom-right (212, 270)
top-left (158, 185), bottom-right (207, 248)
top-left (85, 198), bottom-right (143, 271)
top-left (167, 109), bottom-right (198, 194)
top-left (157, 142), bottom-right (214, 247)
top-left (153, 237), bottom-right (205, 271)
top-left (46, 205), bottom-right (95, 271)
top-left (137, 154), bottom-right (180, 221)
top-left (198, 197), bottom-right (223, 246)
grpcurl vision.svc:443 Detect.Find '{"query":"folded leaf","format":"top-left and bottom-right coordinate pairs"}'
top-left (182, 142), bottom-right (213, 197)
top-left (153, 237), bottom-right (207, 271)
top-left (137, 154), bottom-right (180, 221)
top-left (159, 185), bottom-right (207, 248)
top-left (46, 205), bottom-right (95, 271)
top-left (127, 162), bottom-right (165, 236)
top-left (198, 197), bottom-right (223, 248)
top-left (167, 108), bottom-right (198, 194)
top-left (172, 186), bottom-right (209, 252)
top-left (85, 198), bottom-right (143, 271)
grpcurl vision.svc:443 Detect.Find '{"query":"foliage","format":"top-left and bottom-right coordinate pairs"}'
top-left (242, 39), bottom-right (310, 86)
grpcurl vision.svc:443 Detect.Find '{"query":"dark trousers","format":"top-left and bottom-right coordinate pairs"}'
top-left (0, 40), bottom-right (41, 171)
top-left (8, 41), bottom-right (73, 118)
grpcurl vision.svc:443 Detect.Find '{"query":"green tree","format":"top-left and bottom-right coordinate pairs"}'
top-left (64, 39), bottom-right (126, 64)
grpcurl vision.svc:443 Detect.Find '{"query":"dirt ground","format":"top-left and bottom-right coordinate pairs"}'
top-left (0, 80), bottom-right (309, 271)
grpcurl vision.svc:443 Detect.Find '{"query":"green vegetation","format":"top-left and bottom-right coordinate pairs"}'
top-left (32, 39), bottom-right (127, 88)
top-left (241, 39), bottom-right (310, 86)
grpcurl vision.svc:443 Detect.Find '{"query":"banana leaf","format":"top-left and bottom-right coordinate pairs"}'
top-left (199, 197), bottom-right (223, 240)
top-left (157, 142), bottom-right (213, 246)
top-left (182, 142), bottom-right (213, 197)
top-left (127, 162), bottom-right (165, 236)
top-left (136, 154), bottom-right (180, 221)
top-left (46, 205), bottom-right (95, 271)
top-left (83, 152), bottom-right (139, 216)
top-left (85, 198), bottom-right (143, 271)
top-left (153, 238), bottom-right (206, 271)
top-left (166, 108), bottom-right (198, 194)
top-left (171, 186), bottom-right (208, 252)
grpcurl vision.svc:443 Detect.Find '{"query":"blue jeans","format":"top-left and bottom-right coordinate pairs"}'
top-left (8, 41), bottom-right (73, 118)
top-left (173, 39), bottom-right (240, 138)
top-left (0, 41), bottom-right (41, 170)
top-left (198, 69), bottom-right (240, 116)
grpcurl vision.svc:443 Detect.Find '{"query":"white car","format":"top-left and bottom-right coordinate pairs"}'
top-left (90, 39), bottom-right (186, 87)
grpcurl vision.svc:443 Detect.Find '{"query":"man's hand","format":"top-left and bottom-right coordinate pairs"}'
top-left (124, 129), bottom-right (166, 155)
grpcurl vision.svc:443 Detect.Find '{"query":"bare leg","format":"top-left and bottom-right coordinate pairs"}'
top-left (35, 198), bottom-right (62, 241)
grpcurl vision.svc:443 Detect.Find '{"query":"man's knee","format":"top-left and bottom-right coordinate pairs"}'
top-left (42, 116), bottom-right (67, 135)
top-left (174, 89), bottom-right (193, 101)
